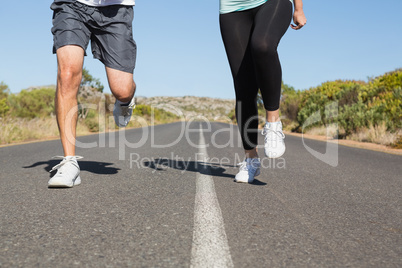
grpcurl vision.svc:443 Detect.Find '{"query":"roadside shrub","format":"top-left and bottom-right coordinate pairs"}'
top-left (366, 69), bottom-right (402, 130)
top-left (227, 108), bottom-right (236, 122)
top-left (0, 98), bottom-right (9, 117)
top-left (133, 104), bottom-right (179, 122)
top-left (0, 81), bottom-right (9, 99)
top-left (296, 69), bottom-right (401, 140)
top-left (0, 82), bottom-right (10, 117)
top-left (8, 87), bottom-right (55, 118)
top-left (280, 83), bottom-right (301, 122)
top-left (83, 109), bottom-right (99, 132)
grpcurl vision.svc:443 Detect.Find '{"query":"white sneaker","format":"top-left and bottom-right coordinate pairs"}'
top-left (113, 97), bottom-right (136, 127)
top-left (48, 156), bottom-right (83, 188)
top-left (262, 121), bottom-right (286, 158)
top-left (235, 158), bottom-right (261, 183)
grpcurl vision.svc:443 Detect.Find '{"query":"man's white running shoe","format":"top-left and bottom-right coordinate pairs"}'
top-left (113, 97), bottom-right (136, 127)
top-left (262, 121), bottom-right (286, 158)
top-left (235, 158), bottom-right (261, 183)
top-left (48, 156), bottom-right (83, 188)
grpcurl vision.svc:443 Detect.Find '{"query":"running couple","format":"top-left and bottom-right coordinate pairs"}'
top-left (48, 0), bottom-right (306, 187)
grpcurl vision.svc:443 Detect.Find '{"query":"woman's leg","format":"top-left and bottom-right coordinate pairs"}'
top-left (251, 0), bottom-right (293, 115)
top-left (250, 0), bottom-right (292, 158)
top-left (220, 10), bottom-right (260, 154)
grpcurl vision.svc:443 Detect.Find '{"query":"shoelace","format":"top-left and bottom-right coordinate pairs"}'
top-left (120, 100), bottom-right (136, 116)
top-left (50, 156), bottom-right (83, 173)
top-left (261, 127), bottom-right (285, 142)
top-left (237, 160), bottom-right (259, 171)
top-left (237, 161), bottom-right (248, 171)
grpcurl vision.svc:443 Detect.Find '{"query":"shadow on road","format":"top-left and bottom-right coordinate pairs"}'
top-left (23, 160), bottom-right (121, 176)
top-left (142, 158), bottom-right (266, 185)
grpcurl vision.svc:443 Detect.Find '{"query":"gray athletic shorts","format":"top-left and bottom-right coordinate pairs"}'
top-left (51, 1), bottom-right (137, 73)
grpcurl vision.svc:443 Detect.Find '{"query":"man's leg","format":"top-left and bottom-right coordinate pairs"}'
top-left (106, 67), bottom-right (136, 127)
top-left (55, 45), bottom-right (85, 156)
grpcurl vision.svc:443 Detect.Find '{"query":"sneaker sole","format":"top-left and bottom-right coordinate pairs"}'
top-left (235, 169), bottom-right (260, 183)
top-left (265, 147), bottom-right (286, 159)
top-left (48, 176), bottom-right (81, 188)
top-left (235, 179), bottom-right (253, 183)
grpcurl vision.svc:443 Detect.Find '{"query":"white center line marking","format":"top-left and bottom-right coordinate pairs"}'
top-left (190, 124), bottom-right (234, 268)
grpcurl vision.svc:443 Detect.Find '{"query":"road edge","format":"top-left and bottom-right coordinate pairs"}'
top-left (285, 131), bottom-right (402, 156)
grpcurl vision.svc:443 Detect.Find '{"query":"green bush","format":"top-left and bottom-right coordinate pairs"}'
top-left (366, 69), bottom-right (402, 130)
top-left (280, 83), bottom-right (301, 122)
top-left (81, 110), bottom-right (99, 132)
top-left (133, 104), bottom-right (152, 116)
top-left (0, 98), bottom-right (9, 117)
top-left (296, 69), bottom-right (402, 136)
top-left (227, 108), bottom-right (236, 122)
top-left (8, 87), bottom-right (55, 118)
top-left (133, 104), bottom-right (179, 122)
top-left (0, 82), bottom-right (10, 117)
top-left (338, 101), bottom-right (369, 135)
top-left (0, 82), bottom-right (9, 99)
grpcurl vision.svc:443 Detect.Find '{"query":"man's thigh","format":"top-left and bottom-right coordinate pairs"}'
top-left (106, 66), bottom-right (134, 95)
top-left (51, 1), bottom-right (91, 54)
top-left (57, 46), bottom-right (85, 71)
top-left (91, 6), bottom-right (137, 74)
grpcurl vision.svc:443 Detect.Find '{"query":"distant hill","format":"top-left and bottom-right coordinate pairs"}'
top-left (136, 96), bottom-right (235, 121)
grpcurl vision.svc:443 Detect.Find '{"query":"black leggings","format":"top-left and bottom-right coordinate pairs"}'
top-left (220, 0), bottom-right (292, 150)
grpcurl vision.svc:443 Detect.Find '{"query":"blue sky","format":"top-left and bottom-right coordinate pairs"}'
top-left (1, 0), bottom-right (401, 99)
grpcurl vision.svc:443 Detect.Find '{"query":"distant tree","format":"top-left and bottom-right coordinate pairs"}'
top-left (0, 81), bottom-right (9, 99)
top-left (81, 67), bottom-right (104, 93)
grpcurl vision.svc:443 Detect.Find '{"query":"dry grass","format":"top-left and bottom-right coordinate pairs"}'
top-left (303, 122), bottom-right (401, 146)
top-left (304, 124), bottom-right (339, 138)
top-left (3, 116), bottom-right (400, 149)
top-left (0, 113), bottom-right (180, 146)
top-left (281, 120), bottom-right (299, 132)
top-left (349, 123), bottom-right (401, 146)
top-left (1, 117), bottom-right (58, 144)
top-left (0, 117), bottom-right (90, 145)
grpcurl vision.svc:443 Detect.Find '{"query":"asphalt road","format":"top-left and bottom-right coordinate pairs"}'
top-left (1, 122), bottom-right (401, 267)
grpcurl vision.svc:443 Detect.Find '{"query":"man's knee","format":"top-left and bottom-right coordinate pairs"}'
top-left (111, 80), bottom-right (136, 102)
top-left (56, 72), bottom-right (81, 100)
top-left (56, 46), bottom-right (85, 92)
top-left (57, 66), bottom-right (82, 94)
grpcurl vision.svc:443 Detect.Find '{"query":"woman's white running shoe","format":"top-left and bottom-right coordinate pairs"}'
top-left (48, 156), bottom-right (83, 188)
top-left (235, 158), bottom-right (261, 183)
top-left (262, 121), bottom-right (286, 158)
top-left (113, 97), bottom-right (136, 127)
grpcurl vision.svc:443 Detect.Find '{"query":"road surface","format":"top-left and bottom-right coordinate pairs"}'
top-left (1, 122), bottom-right (401, 267)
